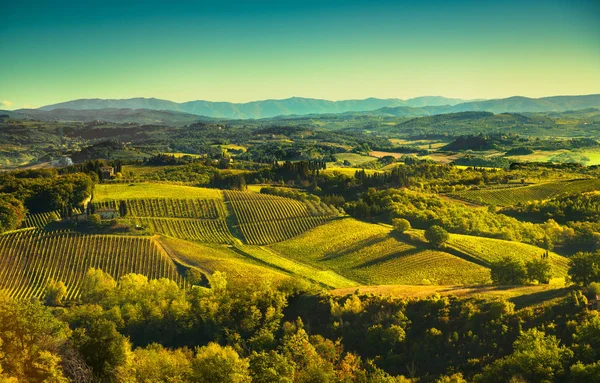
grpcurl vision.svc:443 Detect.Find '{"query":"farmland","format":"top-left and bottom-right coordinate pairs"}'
top-left (225, 190), bottom-right (340, 245)
top-left (0, 229), bottom-right (182, 300)
top-left (449, 178), bottom-right (600, 206)
top-left (94, 198), bottom-right (227, 219)
top-left (94, 183), bottom-right (222, 201)
top-left (270, 218), bottom-right (491, 285)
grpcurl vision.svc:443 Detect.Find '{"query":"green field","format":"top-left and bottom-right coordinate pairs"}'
top-left (327, 152), bottom-right (376, 166)
top-left (94, 183), bottom-right (222, 201)
top-left (0, 229), bottom-right (182, 300)
top-left (445, 233), bottom-right (569, 277)
top-left (449, 178), bottom-right (600, 206)
top-left (270, 218), bottom-right (491, 285)
top-left (157, 236), bottom-right (290, 285)
top-left (94, 198), bottom-right (227, 219)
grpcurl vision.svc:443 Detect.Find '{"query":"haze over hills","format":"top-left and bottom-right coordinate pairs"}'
top-left (34, 94), bottom-right (600, 120)
top-left (38, 96), bottom-right (472, 119)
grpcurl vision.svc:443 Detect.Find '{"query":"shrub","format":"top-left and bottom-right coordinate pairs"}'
top-left (392, 218), bottom-right (411, 234)
top-left (491, 257), bottom-right (527, 285)
top-left (526, 259), bottom-right (552, 284)
top-left (425, 225), bottom-right (449, 249)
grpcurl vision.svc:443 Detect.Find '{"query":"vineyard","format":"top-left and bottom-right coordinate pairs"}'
top-left (0, 229), bottom-right (182, 300)
top-left (225, 191), bottom-right (339, 245)
top-left (136, 217), bottom-right (234, 244)
top-left (270, 218), bottom-right (491, 285)
top-left (448, 178), bottom-right (600, 206)
top-left (22, 211), bottom-right (60, 229)
top-left (445, 233), bottom-right (569, 276)
top-left (94, 198), bottom-right (227, 219)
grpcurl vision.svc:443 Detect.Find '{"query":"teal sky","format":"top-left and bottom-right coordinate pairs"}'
top-left (1, 0), bottom-right (599, 109)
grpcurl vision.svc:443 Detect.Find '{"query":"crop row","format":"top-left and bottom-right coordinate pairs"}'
top-left (22, 211), bottom-right (60, 229)
top-left (136, 218), bottom-right (235, 244)
top-left (449, 179), bottom-right (600, 206)
top-left (94, 198), bottom-right (226, 219)
top-left (0, 229), bottom-right (182, 300)
top-left (225, 191), bottom-right (339, 244)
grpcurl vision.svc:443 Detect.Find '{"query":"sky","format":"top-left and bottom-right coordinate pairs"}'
top-left (0, 0), bottom-right (599, 109)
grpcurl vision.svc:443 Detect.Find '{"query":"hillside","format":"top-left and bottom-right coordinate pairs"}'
top-left (34, 94), bottom-right (600, 119)
top-left (270, 218), bottom-right (491, 285)
top-left (449, 178), bottom-right (600, 206)
top-left (0, 229), bottom-right (182, 300)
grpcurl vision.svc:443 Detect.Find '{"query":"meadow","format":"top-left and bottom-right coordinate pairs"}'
top-left (94, 183), bottom-right (222, 201)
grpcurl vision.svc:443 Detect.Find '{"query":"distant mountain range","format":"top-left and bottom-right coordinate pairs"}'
top-left (38, 96), bottom-right (473, 119)
top-left (4, 94), bottom-right (598, 122)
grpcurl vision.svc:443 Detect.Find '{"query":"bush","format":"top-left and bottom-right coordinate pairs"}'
top-left (491, 257), bottom-right (527, 285)
top-left (88, 214), bottom-right (101, 226)
top-left (425, 225), bottom-right (449, 249)
top-left (588, 282), bottom-right (600, 298)
top-left (392, 218), bottom-right (411, 234)
top-left (44, 279), bottom-right (67, 306)
top-left (526, 259), bottom-right (552, 284)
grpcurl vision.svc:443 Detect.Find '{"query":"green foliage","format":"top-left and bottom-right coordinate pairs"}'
top-left (131, 344), bottom-right (193, 382)
top-left (44, 279), bottom-right (67, 306)
top-left (568, 252), bottom-right (600, 286)
top-left (87, 213), bottom-right (101, 225)
top-left (525, 258), bottom-right (552, 284)
top-left (474, 329), bottom-right (574, 383)
top-left (249, 350), bottom-right (295, 383)
top-left (392, 218), bottom-right (411, 234)
top-left (191, 343), bottom-right (250, 383)
top-left (490, 257), bottom-right (527, 285)
top-left (425, 225), bottom-right (449, 249)
top-left (80, 268), bottom-right (117, 304)
top-left (0, 292), bottom-right (69, 382)
top-left (0, 195), bottom-right (25, 234)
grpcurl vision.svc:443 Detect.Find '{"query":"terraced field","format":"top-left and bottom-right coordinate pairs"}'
top-left (225, 191), bottom-right (339, 245)
top-left (0, 229), bottom-right (182, 300)
top-left (270, 218), bottom-right (491, 285)
top-left (449, 178), bottom-right (600, 206)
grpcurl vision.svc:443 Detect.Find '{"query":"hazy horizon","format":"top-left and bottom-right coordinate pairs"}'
top-left (2, 0), bottom-right (599, 110)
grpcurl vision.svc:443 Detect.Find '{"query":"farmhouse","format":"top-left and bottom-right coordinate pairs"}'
top-left (96, 207), bottom-right (119, 219)
top-left (100, 166), bottom-right (114, 179)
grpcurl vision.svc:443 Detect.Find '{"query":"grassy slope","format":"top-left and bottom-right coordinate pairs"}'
top-left (270, 218), bottom-right (491, 285)
top-left (94, 183), bottom-right (222, 201)
top-left (445, 233), bottom-right (569, 277)
top-left (234, 245), bottom-right (357, 289)
top-left (157, 236), bottom-right (290, 285)
top-left (449, 179), bottom-right (600, 206)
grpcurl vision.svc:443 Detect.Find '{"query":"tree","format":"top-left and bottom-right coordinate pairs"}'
top-left (526, 259), bottom-right (552, 284)
top-left (249, 351), bottom-right (295, 383)
top-left (392, 218), bottom-right (411, 234)
top-left (191, 343), bottom-right (250, 383)
top-left (0, 196), bottom-right (25, 234)
top-left (474, 329), bottom-right (573, 383)
top-left (71, 319), bottom-right (131, 383)
top-left (131, 344), bottom-right (193, 383)
top-left (118, 201), bottom-right (127, 217)
top-left (79, 268), bottom-right (116, 304)
top-left (425, 225), bottom-right (449, 249)
top-left (0, 292), bottom-right (69, 382)
top-left (568, 252), bottom-right (600, 286)
top-left (44, 279), bottom-right (67, 306)
top-left (87, 213), bottom-right (101, 226)
top-left (490, 257), bottom-right (527, 285)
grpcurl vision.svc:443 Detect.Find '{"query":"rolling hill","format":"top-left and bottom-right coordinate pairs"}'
top-left (31, 94), bottom-right (600, 120)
